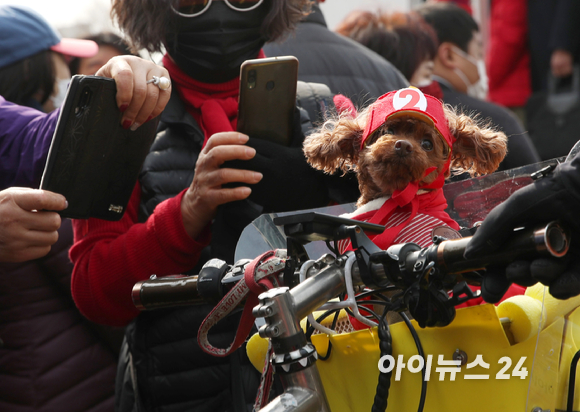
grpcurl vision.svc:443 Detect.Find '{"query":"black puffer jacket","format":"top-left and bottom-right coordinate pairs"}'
top-left (264, 4), bottom-right (409, 108)
top-left (124, 94), bottom-right (264, 412)
top-left (116, 305), bottom-right (257, 412)
top-left (0, 219), bottom-right (121, 412)
top-left (139, 85), bottom-right (359, 265)
top-left (436, 80), bottom-right (541, 171)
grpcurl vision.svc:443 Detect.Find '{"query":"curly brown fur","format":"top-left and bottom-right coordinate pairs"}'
top-left (304, 102), bottom-right (508, 208)
top-left (445, 105), bottom-right (508, 176)
top-left (358, 119), bottom-right (449, 205)
top-left (303, 111), bottom-right (364, 174)
top-left (110, 0), bottom-right (313, 53)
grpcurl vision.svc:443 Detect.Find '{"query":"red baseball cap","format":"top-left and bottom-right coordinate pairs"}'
top-left (360, 87), bottom-right (455, 149)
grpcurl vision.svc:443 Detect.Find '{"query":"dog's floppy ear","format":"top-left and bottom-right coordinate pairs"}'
top-left (445, 105), bottom-right (508, 176)
top-left (303, 113), bottom-right (364, 174)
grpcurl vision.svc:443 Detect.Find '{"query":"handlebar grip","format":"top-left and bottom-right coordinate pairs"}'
top-left (436, 221), bottom-right (570, 274)
top-left (132, 275), bottom-right (203, 310)
top-left (132, 258), bottom-right (235, 311)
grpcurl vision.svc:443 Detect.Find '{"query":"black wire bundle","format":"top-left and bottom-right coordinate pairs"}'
top-left (355, 289), bottom-right (427, 412)
top-left (371, 312), bottom-right (393, 412)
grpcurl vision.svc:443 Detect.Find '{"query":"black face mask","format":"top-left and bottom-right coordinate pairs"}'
top-left (166, 1), bottom-right (269, 83)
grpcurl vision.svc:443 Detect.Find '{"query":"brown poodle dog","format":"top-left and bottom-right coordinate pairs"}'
top-left (304, 88), bottom-right (507, 250)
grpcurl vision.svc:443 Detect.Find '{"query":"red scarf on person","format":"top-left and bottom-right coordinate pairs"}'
top-left (418, 81), bottom-right (444, 101)
top-left (162, 51), bottom-right (266, 147)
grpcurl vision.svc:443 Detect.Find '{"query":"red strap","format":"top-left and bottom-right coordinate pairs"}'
top-left (254, 341), bottom-right (274, 410)
top-left (244, 250), bottom-right (277, 293)
top-left (197, 250), bottom-right (285, 357)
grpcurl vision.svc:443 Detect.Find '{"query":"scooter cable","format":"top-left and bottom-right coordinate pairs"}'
top-left (305, 308), bottom-right (342, 360)
top-left (400, 312), bottom-right (427, 412)
top-left (325, 240), bottom-right (339, 256)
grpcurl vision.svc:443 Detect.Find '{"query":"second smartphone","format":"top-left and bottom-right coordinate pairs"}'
top-left (237, 56), bottom-right (299, 146)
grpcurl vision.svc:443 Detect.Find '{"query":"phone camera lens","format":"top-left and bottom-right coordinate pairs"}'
top-left (248, 70), bottom-right (257, 89)
top-left (76, 88), bottom-right (92, 117)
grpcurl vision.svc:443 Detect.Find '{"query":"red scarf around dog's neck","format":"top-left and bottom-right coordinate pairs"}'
top-left (363, 164), bottom-right (459, 250)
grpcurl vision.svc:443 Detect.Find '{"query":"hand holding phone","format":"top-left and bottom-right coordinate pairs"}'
top-left (0, 188), bottom-right (67, 262)
top-left (237, 56), bottom-right (299, 146)
top-left (40, 75), bottom-right (159, 221)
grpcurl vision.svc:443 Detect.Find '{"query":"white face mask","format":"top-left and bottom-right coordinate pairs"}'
top-left (452, 46), bottom-right (488, 100)
top-left (413, 79), bottom-right (434, 88)
top-left (49, 78), bottom-right (71, 109)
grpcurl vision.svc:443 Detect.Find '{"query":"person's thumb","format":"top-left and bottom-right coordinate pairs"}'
top-left (11, 189), bottom-right (67, 212)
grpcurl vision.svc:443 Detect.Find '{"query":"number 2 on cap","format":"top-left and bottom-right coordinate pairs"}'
top-left (393, 88), bottom-right (428, 111)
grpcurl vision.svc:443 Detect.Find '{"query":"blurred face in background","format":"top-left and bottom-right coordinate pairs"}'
top-left (410, 59), bottom-right (434, 87)
top-left (453, 31), bottom-right (483, 86)
top-left (40, 51), bottom-right (71, 112)
top-left (451, 30), bottom-right (488, 99)
top-left (77, 44), bottom-right (126, 75)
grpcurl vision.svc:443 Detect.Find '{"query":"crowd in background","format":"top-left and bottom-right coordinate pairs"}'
top-left (0, 0), bottom-right (579, 411)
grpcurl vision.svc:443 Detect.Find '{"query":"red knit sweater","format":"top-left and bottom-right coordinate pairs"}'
top-left (70, 53), bottom-right (263, 327)
top-left (70, 184), bottom-right (210, 327)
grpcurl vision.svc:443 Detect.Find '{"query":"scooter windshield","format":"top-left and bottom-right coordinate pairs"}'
top-left (236, 158), bottom-right (564, 262)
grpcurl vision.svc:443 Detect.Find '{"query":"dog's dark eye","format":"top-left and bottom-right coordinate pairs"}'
top-left (385, 128), bottom-right (394, 135)
top-left (421, 139), bottom-right (433, 151)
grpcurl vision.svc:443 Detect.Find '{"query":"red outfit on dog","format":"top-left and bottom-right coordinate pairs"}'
top-left (337, 192), bottom-right (459, 254)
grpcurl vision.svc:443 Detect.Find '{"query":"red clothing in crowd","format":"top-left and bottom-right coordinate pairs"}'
top-left (486, 0), bottom-right (532, 107)
top-left (70, 186), bottom-right (210, 327)
top-left (69, 53), bottom-right (245, 328)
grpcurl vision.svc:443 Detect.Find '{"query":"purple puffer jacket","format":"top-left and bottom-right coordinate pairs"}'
top-left (0, 219), bottom-right (121, 412)
top-left (0, 95), bottom-right (58, 189)
top-left (0, 96), bottom-right (121, 411)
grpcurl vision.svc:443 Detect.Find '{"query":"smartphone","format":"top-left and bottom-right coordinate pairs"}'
top-left (40, 75), bottom-right (159, 221)
top-left (237, 56), bottom-right (299, 146)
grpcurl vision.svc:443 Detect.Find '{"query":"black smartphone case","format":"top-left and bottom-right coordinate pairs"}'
top-left (40, 75), bottom-right (159, 221)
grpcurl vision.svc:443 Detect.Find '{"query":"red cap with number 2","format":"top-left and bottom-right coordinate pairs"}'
top-left (360, 87), bottom-right (455, 150)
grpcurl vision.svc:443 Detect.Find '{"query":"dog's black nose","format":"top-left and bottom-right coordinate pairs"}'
top-left (395, 140), bottom-right (413, 154)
